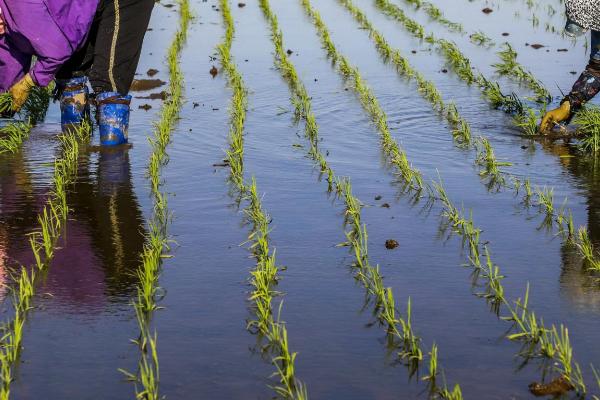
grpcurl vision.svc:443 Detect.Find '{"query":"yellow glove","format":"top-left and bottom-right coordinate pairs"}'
top-left (9, 74), bottom-right (35, 112)
top-left (539, 101), bottom-right (571, 133)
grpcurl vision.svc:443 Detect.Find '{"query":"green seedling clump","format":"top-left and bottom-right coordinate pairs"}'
top-left (493, 43), bottom-right (551, 102)
top-left (0, 86), bottom-right (53, 155)
top-left (572, 106), bottom-right (600, 153)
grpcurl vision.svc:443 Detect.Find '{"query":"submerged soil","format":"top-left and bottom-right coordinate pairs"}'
top-left (3, 0), bottom-right (600, 399)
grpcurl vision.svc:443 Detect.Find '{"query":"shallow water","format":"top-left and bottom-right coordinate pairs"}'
top-left (2, 0), bottom-right (600, 398)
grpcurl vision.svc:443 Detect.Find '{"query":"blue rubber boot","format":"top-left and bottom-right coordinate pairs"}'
top-left (96, 92), bottom-right (131, 146)
top-left (58, 76), bottom-right (90, 131)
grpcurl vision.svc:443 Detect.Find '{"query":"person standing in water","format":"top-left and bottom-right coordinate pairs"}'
top-left (540, 1), bottom-right (600, 132)
top-left (0, 0), bottom-right (155, 145)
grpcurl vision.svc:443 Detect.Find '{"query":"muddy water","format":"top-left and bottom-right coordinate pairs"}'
top-left (2, 0), bottom-right (600, 398)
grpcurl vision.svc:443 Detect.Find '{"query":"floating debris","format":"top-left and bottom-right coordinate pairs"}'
top-left (385, 239), bottom-right (399, 249)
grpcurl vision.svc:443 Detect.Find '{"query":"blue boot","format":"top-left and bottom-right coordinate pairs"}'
top-left (96, 92), bottom-right (131, 146)
top-left (58, 76), bottom-right (90, 132)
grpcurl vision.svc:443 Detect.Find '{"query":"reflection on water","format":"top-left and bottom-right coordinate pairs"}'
top-left (540, 141), bottom-right (600, 310)
top-left (0, 138), bottom-right (145, 311)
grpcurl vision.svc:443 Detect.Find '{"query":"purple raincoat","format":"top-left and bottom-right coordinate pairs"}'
top-left (0, 0), bottom-right (99, 91)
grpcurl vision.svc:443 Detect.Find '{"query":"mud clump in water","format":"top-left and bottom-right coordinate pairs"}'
top-left (482, 7), bottom-right (493, 13)
top-left (385, 240), bottom-right (399, 250)
top-left (210, 66), bottom-right (219, 77)
top-left (146, 68), bottom-right (159, 77)
top-left (135, 91), bottom-right (169, 101)
top-left (130, 79), bottom-right (166, 92)
top-left (528, 376), bottom-right (574, 397)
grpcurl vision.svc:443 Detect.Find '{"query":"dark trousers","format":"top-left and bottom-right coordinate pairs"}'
top-left (56, 0), bottom-right (155, 95)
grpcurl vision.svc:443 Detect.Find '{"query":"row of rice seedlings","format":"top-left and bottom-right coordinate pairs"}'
top-left (398, 0), bottom-right (464, 33)
top-left (260, 0), bottom-right (462, 396)
top-left (300, 0), bottom-right (592, 392)
top-left (0, 120), bottom-right (91, 399)
top-left (218, 1), bottom-right (307, 397)
top-left (372, 0), bottom-right (541, 114)
top-left (433, 180), bottom-right (589, 394)
top-left (365, 0), bottom-right (600, 266)
top-left (493, 43), bottom-right (551, 102)
top-left (337, 0), bottom-right (472, 147)
top-left (119, 2), bottom-right (191, 399)
top-left (300, 0), bottom-right (428, 198)
top-left (335, 0), bottom-right (525, 194)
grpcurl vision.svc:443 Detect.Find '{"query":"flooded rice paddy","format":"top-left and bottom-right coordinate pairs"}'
top-left (2, 0), bottom-right (600, 398)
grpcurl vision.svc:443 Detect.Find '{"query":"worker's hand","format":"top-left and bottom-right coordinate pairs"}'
top-left (9, 74), bottom-right (35, 112)
top-left (539, 101), bottom-right (571, 133)
top-left (0, 7), bottom-right (5, 35)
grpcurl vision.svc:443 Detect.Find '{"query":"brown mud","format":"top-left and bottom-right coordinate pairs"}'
top-left (130, 78), bottom-right (166, 91)
top-left (528, 376), bottom-right (575, 397)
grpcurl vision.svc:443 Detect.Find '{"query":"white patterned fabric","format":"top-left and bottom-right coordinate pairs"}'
top-left (566, 0), bottom-right (600, 32)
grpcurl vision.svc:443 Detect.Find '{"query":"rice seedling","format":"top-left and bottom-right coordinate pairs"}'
top-left (401, 0), bottom-right (464, 33)
top-left (0, 93), bottom-right (13, 114)
top-left (513, 104), bottom-right (546, 136)
top-left (470, 31), bottom-right (494, 47)
top-left (572, 106), bottom-right (600, 153)
top-left (575, 227), bottom-right (600, 272)
top-left (504, 286), bottom-right (587, 394)
top-left (593, 366), bottom-right (600, 400)
top-left (493, 43), bottom-right (550, 102)
top-left (0, 122), bottom-right (33, 154)
top-left (0, 86), bottom-right (52, 155)
top-left (475, 137), bottom-right (512, 189)
top-left (119, 1), bottom-right (190, 398)
top-left (22, 85), bottom-right (53, 126)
